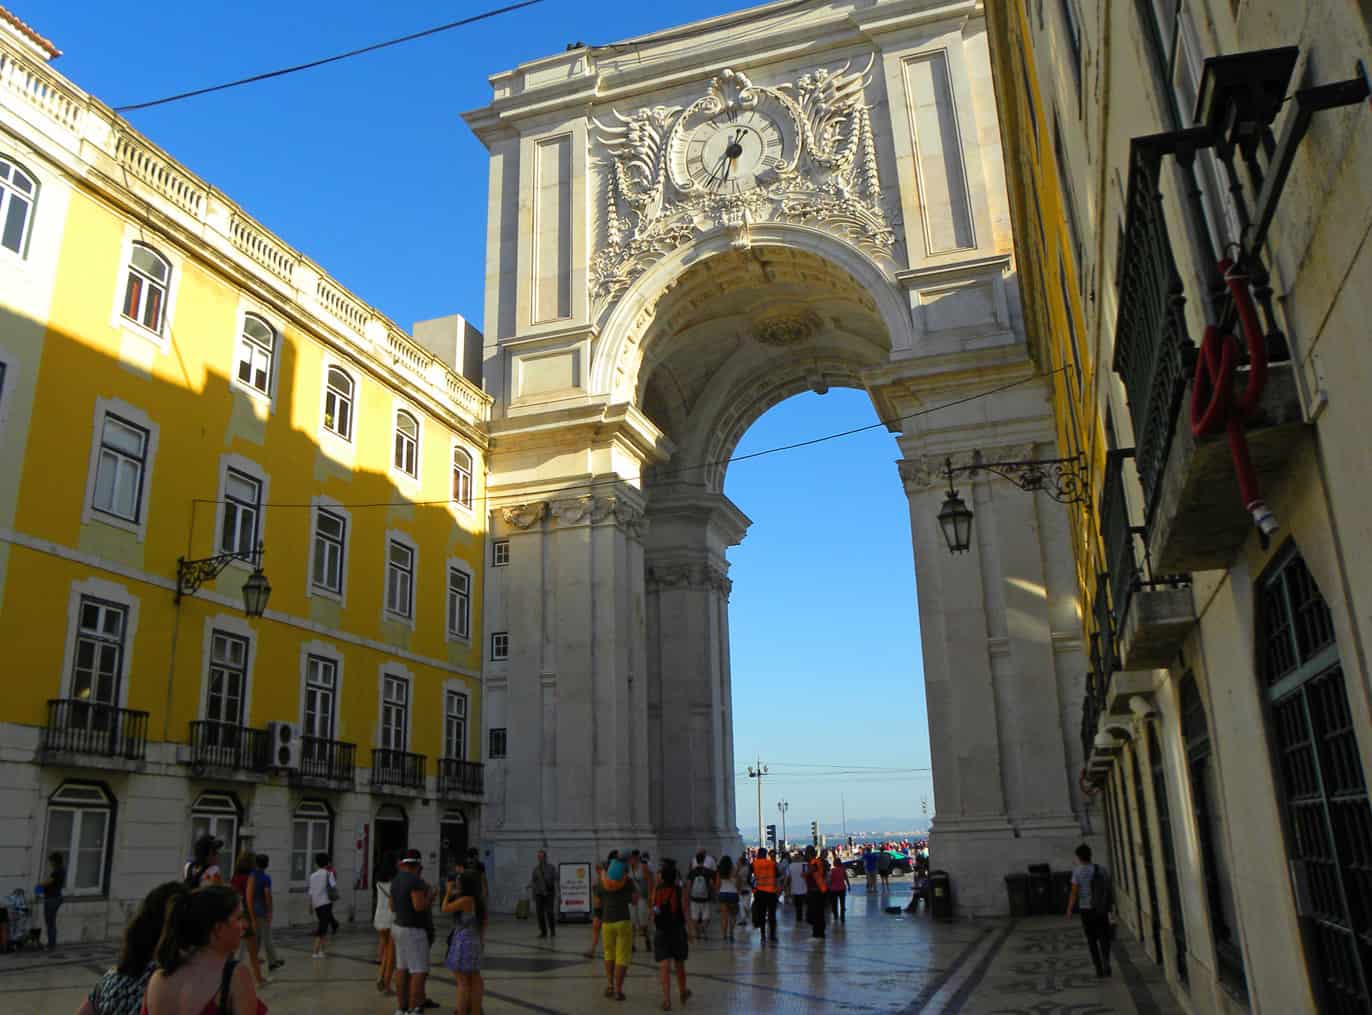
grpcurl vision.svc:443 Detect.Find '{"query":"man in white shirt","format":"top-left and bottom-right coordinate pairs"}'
top-left (786, 853), bottom-right (810, 925)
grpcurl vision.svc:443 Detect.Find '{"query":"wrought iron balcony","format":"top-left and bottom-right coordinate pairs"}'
top-left (1112, 138), bottom-right (1194, 532)
top-left (437, 758), bottom-right (484, 799)
top-left (372, 748), bottom-right (426, 792)
top-left (296, 735), bottom-right (356, 787)
top-left (188, 721), bottom-right (269, 773)
top-left (1100, 450), bottom-right (1192, 671)
top-left (41, 699), bottom-right (149, 762)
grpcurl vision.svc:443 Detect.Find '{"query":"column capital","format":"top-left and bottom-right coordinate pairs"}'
top-left (898, 442), bottom-right (1043, 493)
top-left (646, 560), bottom-right (731, 596)
top-left (500, 500), bottom-right (549, 529)
top-left (548, 494), bottom-right (647, 538)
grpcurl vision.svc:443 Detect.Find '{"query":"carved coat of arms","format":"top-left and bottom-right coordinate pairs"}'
top-left (590, 62), bottom-right (895, 314)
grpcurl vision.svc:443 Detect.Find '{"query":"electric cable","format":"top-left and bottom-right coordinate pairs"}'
top-left (114, 0), bottom-right (547, 112)
top-left (191, 366), bottom-right (1065, 511)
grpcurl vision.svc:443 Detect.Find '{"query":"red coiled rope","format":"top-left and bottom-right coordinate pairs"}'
top-left (1189, 258), bottom-right (1278, 543)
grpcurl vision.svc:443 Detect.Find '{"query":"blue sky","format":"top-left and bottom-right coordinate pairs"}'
top-left (36, 1), bottom-right (932, 829)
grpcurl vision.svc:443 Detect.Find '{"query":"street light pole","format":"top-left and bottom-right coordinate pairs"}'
top-left (777, 799), bottom-right (789, 848)
top-left (747, 757), bottom-right (768, 848)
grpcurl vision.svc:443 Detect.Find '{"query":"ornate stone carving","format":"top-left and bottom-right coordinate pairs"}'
top-left (645, 560), bottom-right (732, 596)
top-left (591, 61), bottom-right (894, 315)
top-left (500, 501), bottom-right (548, 529)
top-left (546, 495), bottom-right (647, 537)
top-left (898, 444), bottom-right (1045, 493)
top-left (752, 308), bottom-right (820, 347)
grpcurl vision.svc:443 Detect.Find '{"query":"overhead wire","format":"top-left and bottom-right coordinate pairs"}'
top-left (113, 0), bottom-right (547, 112)
top-left (192, 366), bottom-right (1065, 512)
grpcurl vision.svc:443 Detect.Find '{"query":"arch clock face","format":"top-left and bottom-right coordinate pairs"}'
top-left (672, 108), bottom-right (789, 194)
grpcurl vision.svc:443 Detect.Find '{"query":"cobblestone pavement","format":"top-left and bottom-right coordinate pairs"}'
top-left (0, 884), bottom-right (1179, 1013)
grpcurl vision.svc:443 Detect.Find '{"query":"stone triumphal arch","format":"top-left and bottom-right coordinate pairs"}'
top-left (464, 0), bottom-right (1094, 913)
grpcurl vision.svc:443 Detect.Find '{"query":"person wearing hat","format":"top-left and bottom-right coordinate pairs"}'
top-left (389, 849), bottom-right (434, 1015)
top-left (599, 854), bottom-right (638, 1001)
top-left (182, 835), bottom-right (224, 889)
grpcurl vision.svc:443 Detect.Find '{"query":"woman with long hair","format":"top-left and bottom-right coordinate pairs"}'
top-left (441, 871), bottom-right (487, 1015)
top-left (373, 849), bottom-right (397, 995)
top-left (714, 855), bottom-right (738, 942)
top-left (651, 859), bottom-right (690, 1012)
top-left (76, 882), bottom-right (185, 1015)
top-left (229, 850), bottom-right (267, 987)
top-left (141, 885), bottom-right (266, 1014)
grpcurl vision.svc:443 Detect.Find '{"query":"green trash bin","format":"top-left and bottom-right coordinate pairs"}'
top-left (1005, 872), bottom-right (1030, 917)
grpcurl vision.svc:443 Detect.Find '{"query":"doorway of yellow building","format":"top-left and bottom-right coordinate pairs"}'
top-left (373, 804), bottom-right (407, 882)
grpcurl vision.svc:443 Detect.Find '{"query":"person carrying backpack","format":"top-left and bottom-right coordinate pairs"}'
top-left (1066, 843), bottom-right (1114, 977)
top-left (686, 851), bottom-right (713, 942)
top-left (182, 836), bottom-right (223, 890)
top-left (651, 860), bottom-right (691, 1011)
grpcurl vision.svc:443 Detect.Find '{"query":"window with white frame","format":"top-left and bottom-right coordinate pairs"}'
top-left (452, 446), bottom-right (473, 509)
top-left (323, 366), bottom-right (354, 441)
top-left (312, 509), bottom-right (346, 595)
top-left (205, 631), bottom-right (248, 728)
top-left (290, 799), bottom-right (332, 883)
top-left (91, 414), bottom-right (149, 523)
top-left (492, 540), bottom-right (509, 567)
top-left (70, 598), bottom-right (127, 708)
top-left (385, 540), bottom-right (414, 619)
top-left (303, 656), bottom-right (337, 740)
top-left (121, 243), bottom-right (170, 334)
top-left (189, 792), bottom-right (238, 864)
top-left (444, 691), bottom-right (467, 760)
top-left (488, 727), bottom-right (507, 759)
top-left (220, 469), bottom-right (261, 557)
top-left (0, 156), bottom-right (37, 255)
top-left (447, 567), bottom-right (471, 639)
top-left (380, 674), bottom-right (409, 751)
top-left (235, 314), bottom-right (276, 396)
top-left (490, 631), bottom-right (509, 661)
top-left (394, 410), bottom-right (419, 478)
top-left (44, 783), bottom-right (113, 896)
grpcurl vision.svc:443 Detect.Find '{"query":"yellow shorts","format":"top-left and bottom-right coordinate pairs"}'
top-left (602, 920), bottom-right (632, 967)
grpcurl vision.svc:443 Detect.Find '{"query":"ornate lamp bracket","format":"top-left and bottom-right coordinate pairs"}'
top-left (944, 451), bottom-right (1089, 506)
top-left (175, 543), bottom-right (263, 602)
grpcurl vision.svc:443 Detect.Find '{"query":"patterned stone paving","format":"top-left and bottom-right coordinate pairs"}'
top-left (0, 884), bottom-right (1179, 1013)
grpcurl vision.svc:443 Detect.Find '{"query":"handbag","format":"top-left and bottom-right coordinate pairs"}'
top-left (326, 873), bottom-right (340, 903)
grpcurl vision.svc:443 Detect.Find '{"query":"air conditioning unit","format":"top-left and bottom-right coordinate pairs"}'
top-left (265, 721), bottom-right (301, 770)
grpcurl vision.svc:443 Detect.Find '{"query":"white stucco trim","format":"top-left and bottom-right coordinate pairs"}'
top-left (449, 439), bottom-right (477, 519)
top-left (297, 639), bottom-right (345, 739)
top-left (381, 529), bottom-right (419, 631)
top-left (316, 355), bottom-right (359, 467)
top-left (229, 295), bottom-right (285, 410)
top-left (107, 225), bottom-right (183, 354)
top-left (212, 452), bottom-right (270, 574)
top-left (444, 556), bottom-right (474, 644)
top-left (388, 397), bottom-right (424, 495)
top-left (197, 612), bottom-right (259, 726)
top-left (304, 495), bottom-right (351, 607)
top-left (79, 397), bottom-right (160, 542)
top-left (57, 576), bottom-right (141, 710)
top-left (440, 678), bottom-right (475, 761)
top-left (375, 661), bottom-right (415, 752)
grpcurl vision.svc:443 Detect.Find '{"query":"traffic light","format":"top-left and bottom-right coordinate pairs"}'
top-left (810, 820), bottom-right (818, 845)
top-left (765, 824), bottom-right (777, 847)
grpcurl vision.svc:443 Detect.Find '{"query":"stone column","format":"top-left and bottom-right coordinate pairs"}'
top-left (899, 443), bottom-right (1085, 914)
top-left (642, 487), bottom-right (750, 861)
top-left (483, 491), bottom-right (655, 910)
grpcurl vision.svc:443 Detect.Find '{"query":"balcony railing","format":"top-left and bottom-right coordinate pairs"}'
top-left (372, 748), bottom-right (426, 791)
top-left (1093, 570), bottom-right (1116, 680)
top-left (297, 736), bottom-right (356, 786)
top-left (188, 721), bottom-right (269, 772)
top-left (437, 758), bottom-right (485, 798)
top-left (42, 699), bottom-right (149, 761)
top-left (1112, 139), bottom-right (1195, 528)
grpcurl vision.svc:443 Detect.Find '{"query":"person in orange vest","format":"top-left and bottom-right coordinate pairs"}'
top-left (804, 847), bottom-right (828, 939)
top-left (749, 849), bottom-right (780, 944)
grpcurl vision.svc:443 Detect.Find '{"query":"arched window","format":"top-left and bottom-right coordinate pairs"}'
top-left (394, 409), bottom-right (419, 478)
top-left (189, 791), bottom-right (240, 865)
top-left (0, 156), bottom-right (37, 255)
top-left (235, 314), bottom-right (276, 396)
top-left (45, 782), bottom-right (114, 896)
top-left (291, 799), bottom-right (333, 883)
top-left (121, 243), bottom-right (170, 333)
top-left (452, 446), bottom-right (473, 509)
top-left (323, 366), bottom-right (354, 440)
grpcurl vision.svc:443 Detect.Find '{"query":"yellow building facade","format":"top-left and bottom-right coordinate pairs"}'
top-left (0, 17), bottom-right (490, 939)
top-left (989, 1), bottom-right (1372, 1011)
